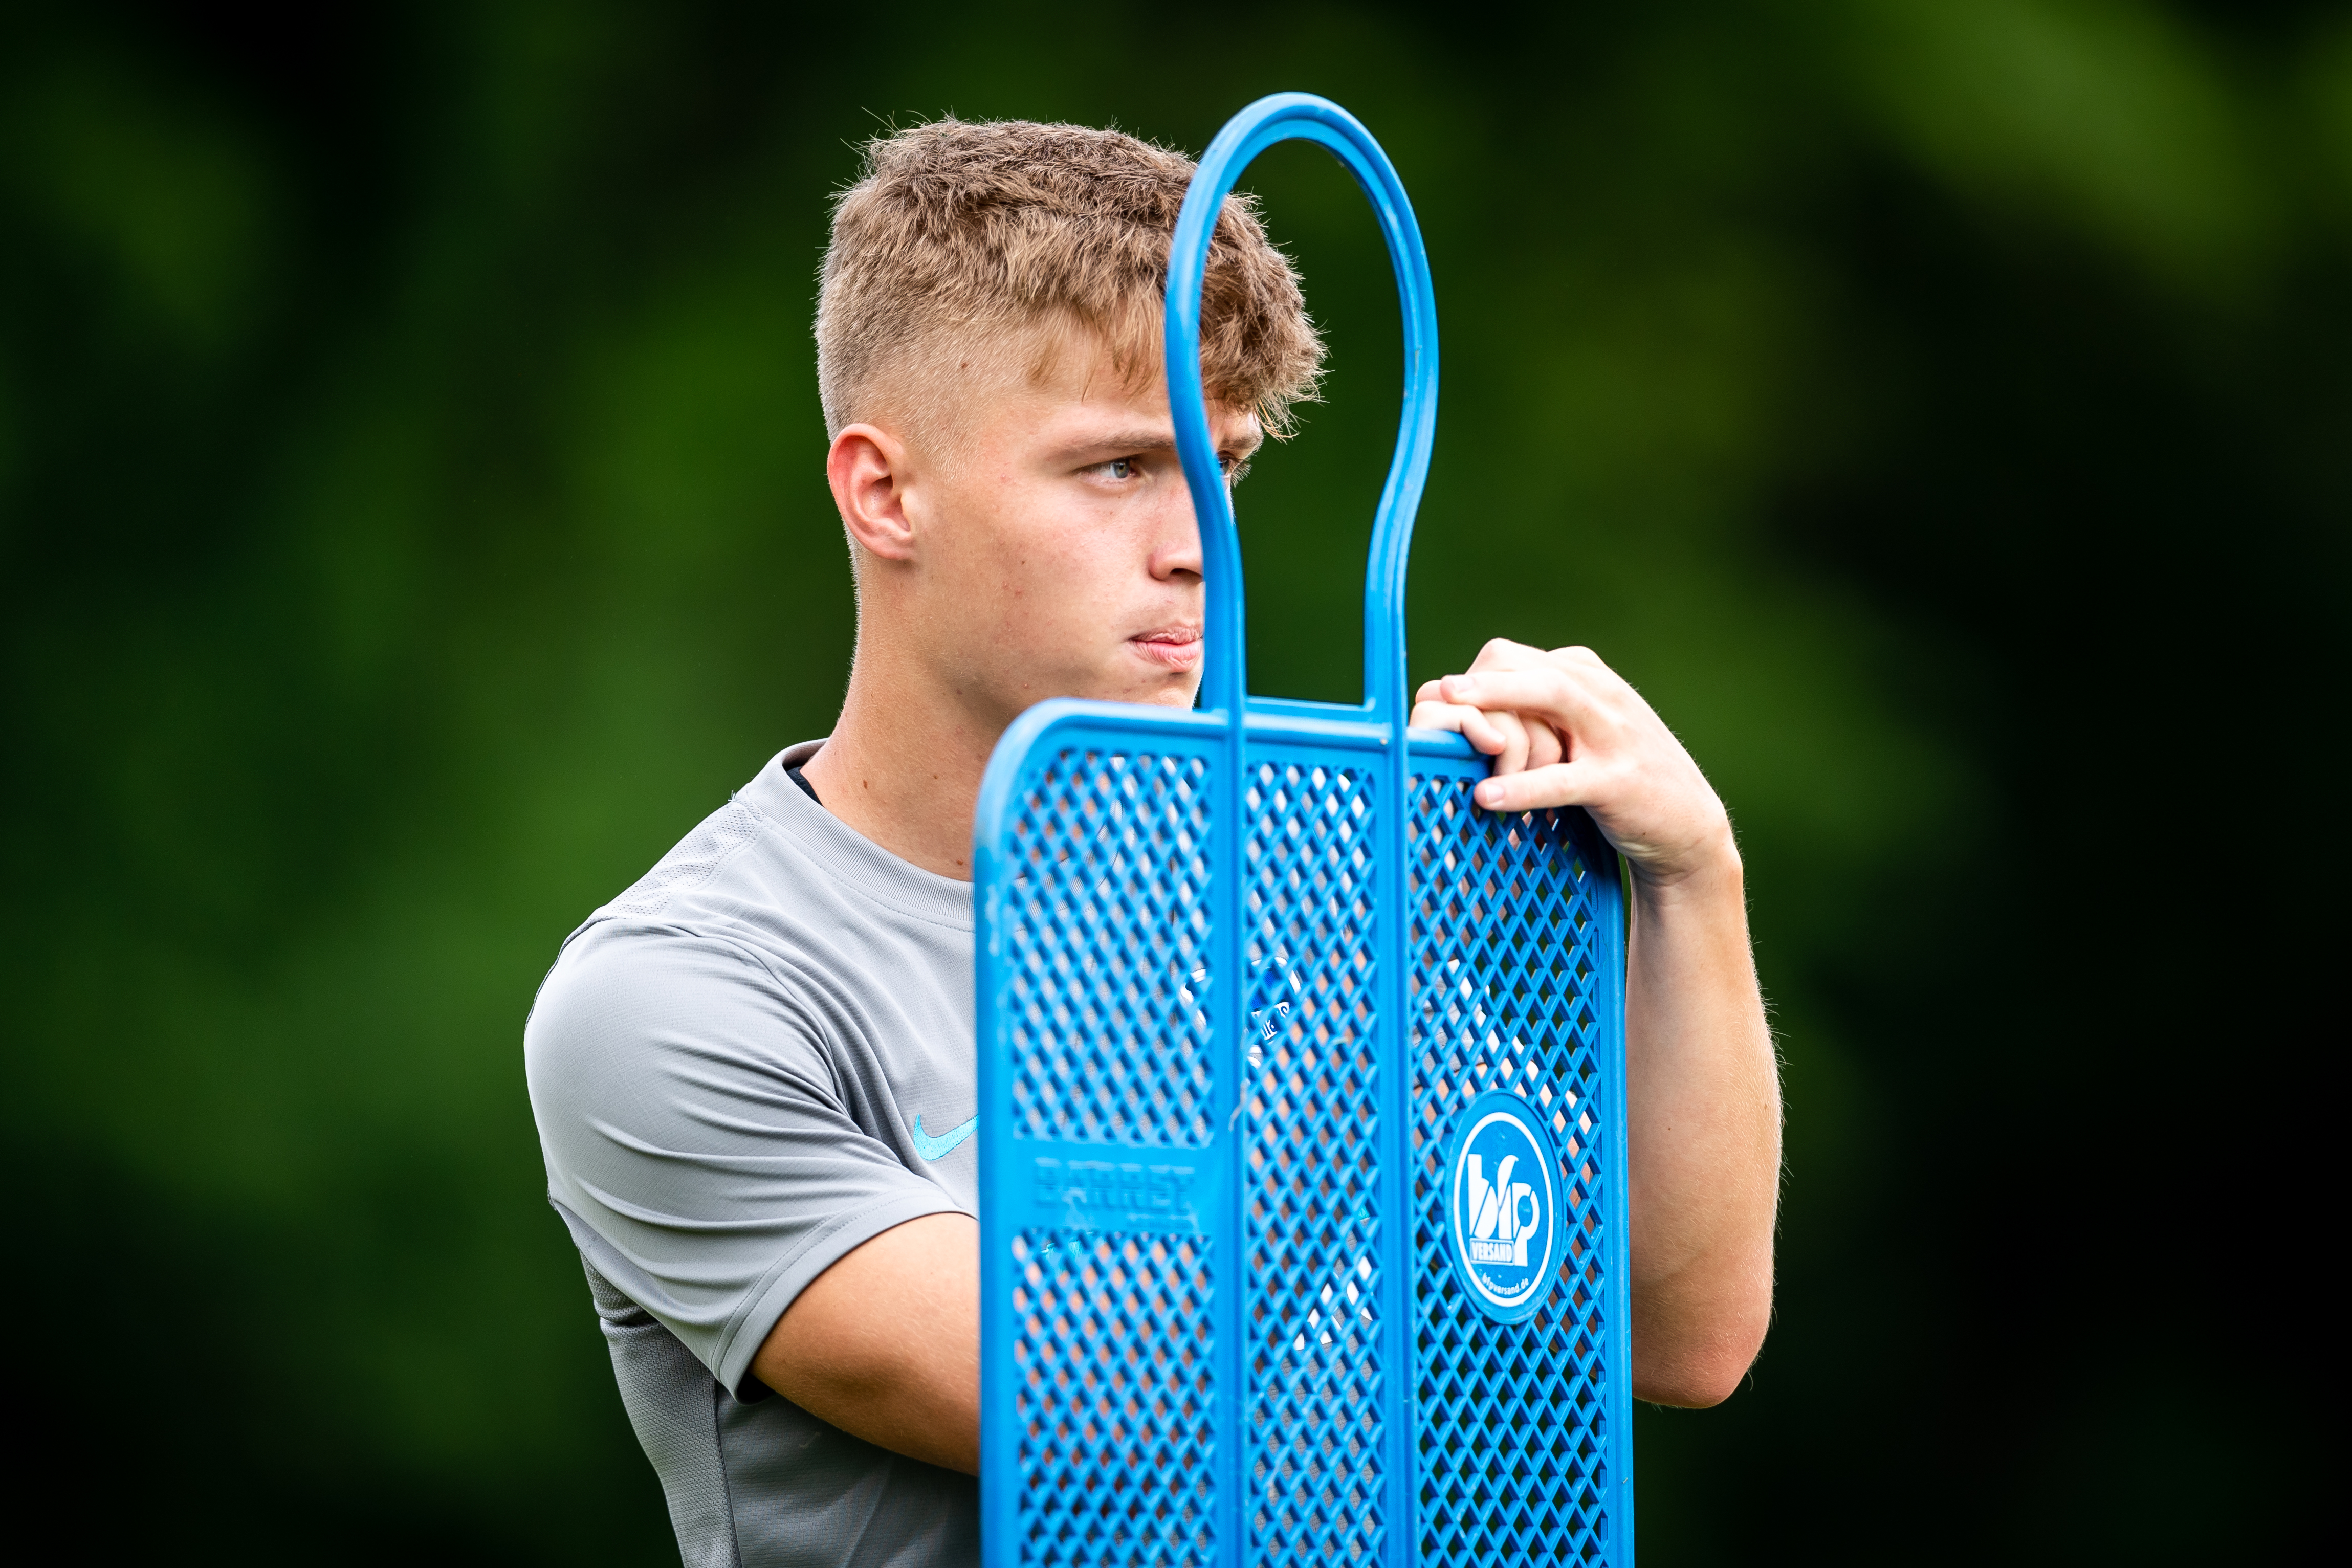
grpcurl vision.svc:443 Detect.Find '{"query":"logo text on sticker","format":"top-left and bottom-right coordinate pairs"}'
top-left (1443, 1089), bottom-right (1568, 1321)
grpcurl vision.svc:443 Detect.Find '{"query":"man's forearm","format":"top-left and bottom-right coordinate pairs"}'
top-left (753, 1213), bottom-right (982, 1473)
top-left (1622, 847), bottom-right (1780, 1407)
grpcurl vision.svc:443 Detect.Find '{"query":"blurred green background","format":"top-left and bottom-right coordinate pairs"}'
top-left (3, 0), bottom-right (2341, 1560)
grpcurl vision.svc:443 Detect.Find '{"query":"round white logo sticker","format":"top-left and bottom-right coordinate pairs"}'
top-left (1443, 1089), bottom-right (1565, 1322)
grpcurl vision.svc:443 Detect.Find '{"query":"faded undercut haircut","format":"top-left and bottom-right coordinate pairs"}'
top-left (816, 118), bottom-right (1324, 442)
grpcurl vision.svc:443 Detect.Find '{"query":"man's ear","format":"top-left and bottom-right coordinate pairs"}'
top-left (827, 423), bottom-right (918, 562)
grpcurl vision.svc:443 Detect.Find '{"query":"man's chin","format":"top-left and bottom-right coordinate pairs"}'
top-left (1009, 650), bottom-right (1202, 715)
top-left (1093, 662), bottom-right (1203, 711)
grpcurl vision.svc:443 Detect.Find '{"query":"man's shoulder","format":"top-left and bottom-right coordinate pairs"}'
top-left (605, 796), bottom-right (772, 921)
top-left (558, 745), bottom-right (841, 957)
top-left (523, 744), bottom-right (978, 1088)
top-left (524, 765), bottom-right (824, 1064)
top-left (590, 742), bottom-right (974, 941)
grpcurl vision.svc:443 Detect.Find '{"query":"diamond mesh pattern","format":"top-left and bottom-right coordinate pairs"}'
top-left (1407, 777), bottom-right (1615, 1564)
top-left (1012, 1228), bottom-right (1218, 1567)
top-left (1241, 760), bottom-right (1384, 1567)
top-left (1008, 750), bottom-right (1216, 1147)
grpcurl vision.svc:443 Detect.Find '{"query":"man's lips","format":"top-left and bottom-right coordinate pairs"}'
top-left (1129, 627), bottom-right (1204, 670)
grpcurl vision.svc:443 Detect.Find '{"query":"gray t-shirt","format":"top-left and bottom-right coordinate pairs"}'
top-left (523, 740), bottom-right (980, 1566)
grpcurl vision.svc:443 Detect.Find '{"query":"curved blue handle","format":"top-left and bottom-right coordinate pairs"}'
top-left (1166, 93), bottom-right (1439, 730)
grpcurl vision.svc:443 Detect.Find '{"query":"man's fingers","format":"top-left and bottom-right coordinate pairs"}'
top-left (1456, 705), bottom-right (1522, 764)
top-left (1472, 759), bottom-right (1598, 814)
top-left (1466, 637), bottom-right (1551, 673)
top-left (1526, 720), bottom-right (1565, 771)
top-left (1491, 708), bottom-right (1532, 775)
top-left (1415, 700), bottom-right (1558, 781)
top-left (1409, 698), bottom-right (1473, 733)
top-left (1413, 700), bottom-right (1563, 779)
top-left (1439, 668), bottom-right (1600, 732)
top-left (1417, 698), bottom-right (1518, 759)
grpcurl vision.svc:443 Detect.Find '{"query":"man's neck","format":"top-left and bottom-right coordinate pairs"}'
top-left (798, 645), bottom-right (1006, 882)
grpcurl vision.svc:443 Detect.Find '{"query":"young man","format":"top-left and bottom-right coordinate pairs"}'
top-left (525, 118), bottom-right (1778, 1567)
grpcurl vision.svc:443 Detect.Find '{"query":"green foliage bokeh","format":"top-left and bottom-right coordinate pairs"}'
top-left (2, 1), bottom-right (2340, 1560)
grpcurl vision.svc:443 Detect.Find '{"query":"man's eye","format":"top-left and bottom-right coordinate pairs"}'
top-left (1106, 457), bottom-right (1135, 480)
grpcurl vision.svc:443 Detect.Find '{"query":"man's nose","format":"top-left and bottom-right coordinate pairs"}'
top-left (1149, 474), bottom-right (1205, 582)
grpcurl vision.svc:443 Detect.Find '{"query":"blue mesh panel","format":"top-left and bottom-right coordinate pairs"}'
top-left (1408, 777), bottom-right (1615, 1564)
top-left (978, 94), bottom-right (1634, 1568)
top-left (1241, 759), bottom-right (1384, 1567)
top-left (1007, 750), bottom-right (1216, 1147)
top-left (1012, 1228), bottom-right (1218, 1567)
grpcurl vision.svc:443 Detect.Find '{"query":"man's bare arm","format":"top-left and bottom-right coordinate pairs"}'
top-left (752, 1213), bottom-right (981, 1473)
top-left (1412, 640), bottom-right (1780, 1407)
top-left (1615, 846), bottom-right (1778, 1404)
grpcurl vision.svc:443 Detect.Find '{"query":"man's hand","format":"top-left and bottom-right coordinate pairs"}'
top-left (1413, 639), bottom-right (1781, 1407)
top-left (1410, 640), bottom-right (1732, 883)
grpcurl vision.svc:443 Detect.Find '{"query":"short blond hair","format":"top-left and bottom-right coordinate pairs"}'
top-left (816, 118), bottom-right (1323, 440)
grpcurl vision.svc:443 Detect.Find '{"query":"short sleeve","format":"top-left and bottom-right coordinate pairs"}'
top-left (524, 920), bottom-right (963, 1397)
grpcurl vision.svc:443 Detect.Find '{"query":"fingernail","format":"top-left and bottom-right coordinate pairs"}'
top-left (1475, 780), bottom-right (1501, 807)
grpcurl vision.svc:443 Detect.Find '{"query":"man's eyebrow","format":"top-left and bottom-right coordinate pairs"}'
top-left (1058, 426), bottom-right (1266, 460)
top-left (1068, 430), bottom-right (1180, 455)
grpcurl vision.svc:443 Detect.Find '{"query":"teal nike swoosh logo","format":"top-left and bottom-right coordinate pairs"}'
top-left (911, 1112), bottom-right (979, 1162)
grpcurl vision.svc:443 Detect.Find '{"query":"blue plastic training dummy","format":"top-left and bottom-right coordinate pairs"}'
top-left (972, 94), bottom-right (1634, 1567)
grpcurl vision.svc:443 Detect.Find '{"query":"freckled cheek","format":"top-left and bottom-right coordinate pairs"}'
top-left (977, 487), bottom-right (1124, 618)
top-left (992, 555), bottom-right (1103, 644)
